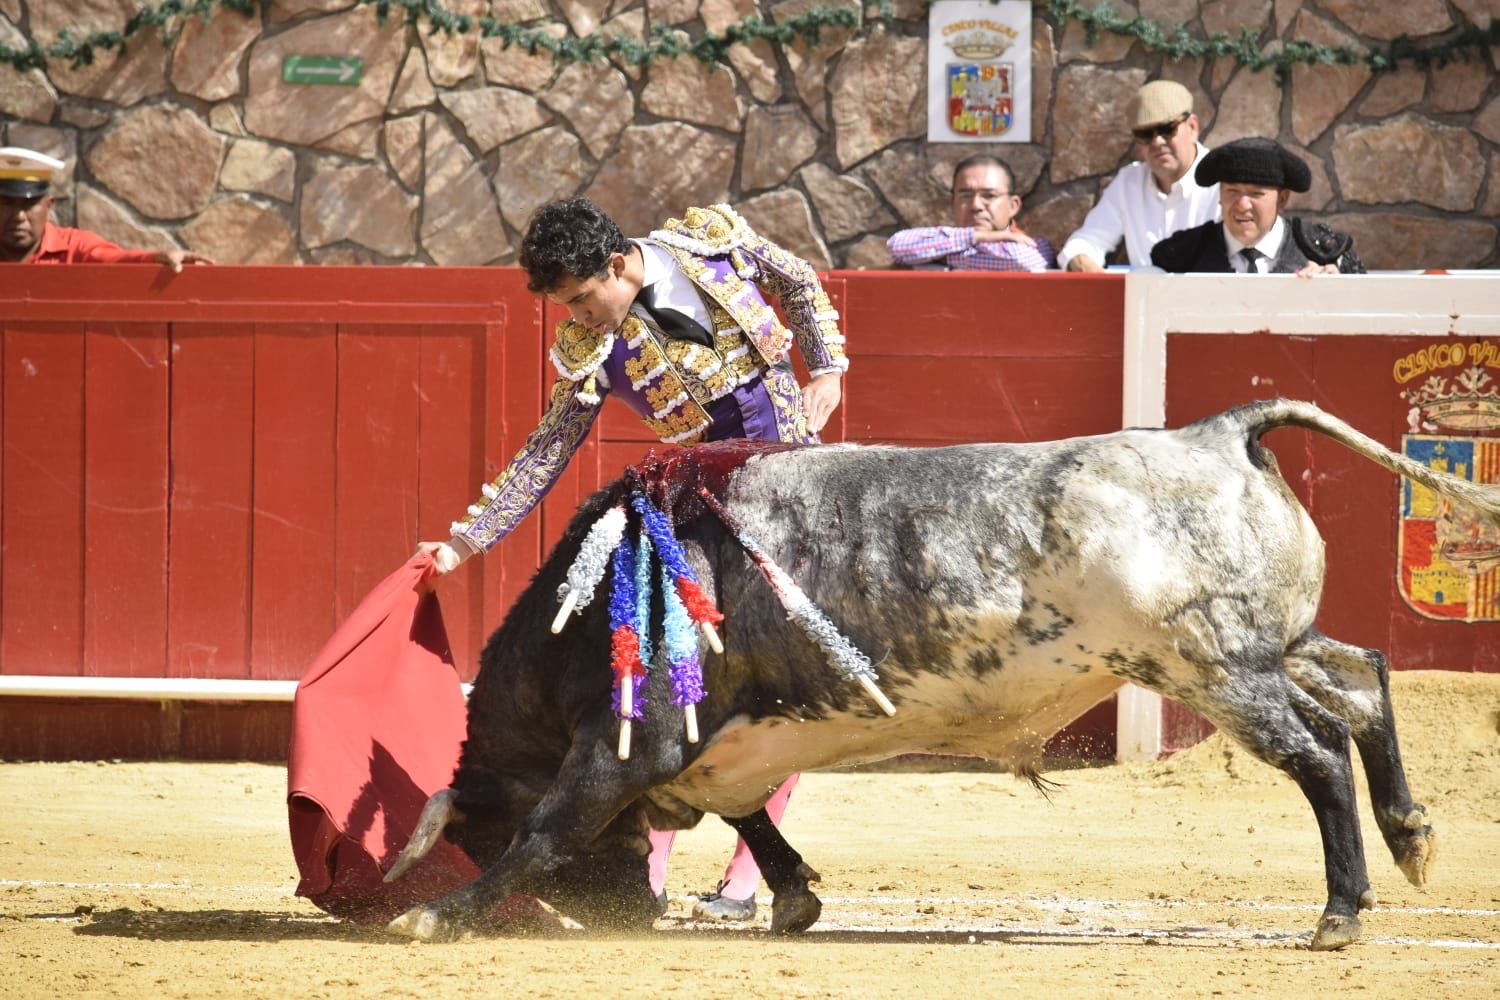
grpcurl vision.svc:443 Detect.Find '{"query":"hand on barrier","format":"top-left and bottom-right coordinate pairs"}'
top-left (156, 249), bottom-right (214, 272)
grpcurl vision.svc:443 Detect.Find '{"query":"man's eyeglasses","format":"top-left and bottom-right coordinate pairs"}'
top-left (1132, 114), bottom-right (1189, 145)
top-left (952, 188), bottom-right (1012, 201)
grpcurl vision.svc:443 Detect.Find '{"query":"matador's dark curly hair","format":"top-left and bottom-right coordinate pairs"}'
top-left (519, 197), bottom-right (631, 293)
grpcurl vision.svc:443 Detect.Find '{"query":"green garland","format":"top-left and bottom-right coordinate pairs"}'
top-left (2, 0), bottom-right (262, 71)
top-left (1041, 0), bottom-right (1500, 80)
top-left (0, 0), bottom-right (866, 72)
top-left (1, 0), bottom-right (1496, 77)
top-left (372, 0), bottom-right (867, 67)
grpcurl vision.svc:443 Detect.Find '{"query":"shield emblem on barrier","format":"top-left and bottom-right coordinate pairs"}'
top-left (947, 62), bottom-right (1013, 137)
top-left (1398, 434), bottom-right (1500, 622)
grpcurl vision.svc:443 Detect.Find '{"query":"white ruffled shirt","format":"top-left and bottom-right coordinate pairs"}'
top-left (632, 239), bottom-right (714, 330)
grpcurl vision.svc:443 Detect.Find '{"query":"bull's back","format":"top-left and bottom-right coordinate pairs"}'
top-left (722, 430), bottom-right (1322, 641)
top-left (684, 430), bottom-right (1326, 778)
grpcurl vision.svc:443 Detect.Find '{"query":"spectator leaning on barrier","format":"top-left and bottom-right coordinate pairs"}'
top-left (886, 154), bottom-right (1055, 271)
top-left (415, 196), bottom-right (849, 924)
top-left (1057, 80), bottom-right (1220, 271)
top-left (0, 147), bottom-right (211, 269)
top-left (1150, 138), bottom-right (1365, 276)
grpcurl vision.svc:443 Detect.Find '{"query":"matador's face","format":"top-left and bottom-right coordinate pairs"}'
top-left (546, 250), bottom-right (639, 336)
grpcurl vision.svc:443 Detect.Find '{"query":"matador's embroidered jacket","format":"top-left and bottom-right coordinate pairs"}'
top-left (450, 204), bottom-right (849, 552)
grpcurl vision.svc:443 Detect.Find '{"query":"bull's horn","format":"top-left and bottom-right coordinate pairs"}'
top-left (383, 787), bottom-right (462, 884)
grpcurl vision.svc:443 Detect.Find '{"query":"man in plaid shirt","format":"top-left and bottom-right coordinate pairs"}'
top-left (886, 154), bottom-right (1055, 271)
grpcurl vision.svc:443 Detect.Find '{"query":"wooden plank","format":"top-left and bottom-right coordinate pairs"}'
top-left (83, 322), bottom-right (170, 678)
top-left (0, 699), bottom-right (291, 761)
top-left (250, 324), bottom-right (338, 680)
top-left (476, 316), bottom-right (523, 664)
top-left (2, 265), bottom-right (514, 325)
top-left (1166, 332), bottom-right (1498, 673)
top-left (334, 324), bottom-right (422, 623)
top-left (2, 323), bottom-right (85, 675)
top-left (838, 272), bottom-right (1122, 358)
top-left (819, 273), bottom-right (849, 444)
top-left (487, 298), bottom-right (548, 638)
top-left (537, 299), bottom-right (594, 569)
top-left (845, 356), bottom-right (1121, 442)
top-left (167, 322), bottom-right (254, 678)
top-left (418, 322), bottom-right (485, 675)
top-left (1305, 339), bottom-right (1409, 654)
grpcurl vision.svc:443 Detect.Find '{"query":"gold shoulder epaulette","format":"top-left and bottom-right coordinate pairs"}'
top-left (649, 204), bottom-right (749, 257)
top-left (549, 320), bottom-right (613, 381)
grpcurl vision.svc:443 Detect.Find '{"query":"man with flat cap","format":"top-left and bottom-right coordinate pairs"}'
top-left (0, 147), bottom-right (211, 268)
top-left (1058, 79), bottom-right (1220, 271)
top-left (1150, 137), bottom-right (1364, 275)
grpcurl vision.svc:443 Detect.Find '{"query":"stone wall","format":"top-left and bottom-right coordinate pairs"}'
top-left (2, 0), bottom-right (1496, 269)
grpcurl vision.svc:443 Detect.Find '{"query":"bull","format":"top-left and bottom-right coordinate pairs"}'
top-left (385, 399), bottom-right (1498, 950)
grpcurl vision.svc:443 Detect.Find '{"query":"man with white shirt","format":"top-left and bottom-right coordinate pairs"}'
top-left (1057, 80), bottom-right (1220, 270)
top-left (1149, 138), bottom-right (1365, 275)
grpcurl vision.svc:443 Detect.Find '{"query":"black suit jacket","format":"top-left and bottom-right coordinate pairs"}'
top-left (1151, 219), bottom-right (1365, 274)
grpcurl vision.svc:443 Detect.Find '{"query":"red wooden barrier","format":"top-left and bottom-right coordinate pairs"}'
top-left (1154, 328), bottom-right (1500, 753)
top-left (0, 266), bottom-right (1124, 758)
top-left (1168, 332), bottom-right (1500, 672)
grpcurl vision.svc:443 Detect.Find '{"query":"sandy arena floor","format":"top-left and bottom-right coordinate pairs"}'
top-left (1, 671), bottom-right (1497, 998)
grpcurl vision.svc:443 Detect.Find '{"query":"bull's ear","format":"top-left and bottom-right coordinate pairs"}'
top-left (384, 788), bottom-right (465, 883)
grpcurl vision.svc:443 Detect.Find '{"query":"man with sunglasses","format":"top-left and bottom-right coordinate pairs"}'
top-left (886, 154), bottom-right (1055, 271)
top-left (1057, 80), bottom-right (1219, 271)
top-left (0, 147), bottom-right (210, 269)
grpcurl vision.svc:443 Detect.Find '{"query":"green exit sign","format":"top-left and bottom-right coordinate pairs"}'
top-left (282, 55), bottom-right (363, 86)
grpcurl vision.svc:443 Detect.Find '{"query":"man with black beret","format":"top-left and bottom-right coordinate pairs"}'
top-left (1150, 137), bottom-right (1364, 275)
top-left (0, 146), bottom-right (211, 268)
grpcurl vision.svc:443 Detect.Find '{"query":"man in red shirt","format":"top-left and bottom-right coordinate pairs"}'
top-left (1, 147), bottom-right (211, 268)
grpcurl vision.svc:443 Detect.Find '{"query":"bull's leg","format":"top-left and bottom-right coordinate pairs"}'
top-left (1184, 669), bottom-right (1371, 951)
top-left (1283, 630), bottom-right (1436, 890)
top-left (721, 808), bottom-right (823, 934)
top-left (388, 730), bottom-right (677, 941)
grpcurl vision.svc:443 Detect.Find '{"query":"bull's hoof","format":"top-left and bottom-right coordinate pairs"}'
top-left (1309, 913), bottom-right (1361, 951)
top-left (769, 890), bottom-right (822, 935)
top-left (1395, 816), bottom-right (1438, 888)
top-left (387, 905), bottom-right (463, 942)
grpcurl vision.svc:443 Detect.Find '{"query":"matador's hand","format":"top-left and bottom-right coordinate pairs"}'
top-left (416, 539), bottom-right (473, 576)
top-left (802, 372), bottom-right (842, 435)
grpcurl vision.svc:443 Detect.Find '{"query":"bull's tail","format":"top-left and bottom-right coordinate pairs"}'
top-left (1231, 398), bottom-right (1500, 525)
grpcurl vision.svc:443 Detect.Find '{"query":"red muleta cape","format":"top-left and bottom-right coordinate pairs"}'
top-left (286, 552), bottom-right (478, 923)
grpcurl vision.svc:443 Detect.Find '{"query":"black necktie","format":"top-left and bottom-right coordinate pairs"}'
top-left (1239, 247), bottom-right (1265, 274)
top-left (634, 282), bottom-right (714, 348)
